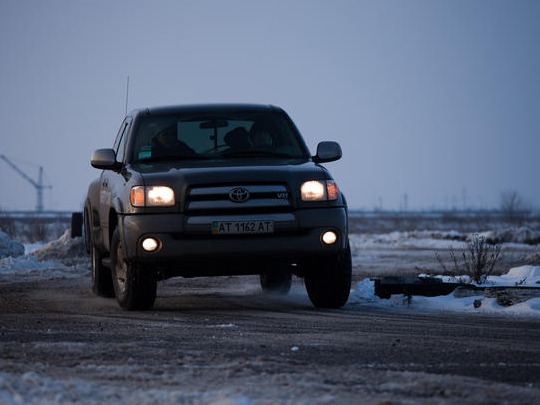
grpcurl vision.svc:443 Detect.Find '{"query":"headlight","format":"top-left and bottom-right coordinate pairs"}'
top-left (130, 186), bottom-right (175, 207)
top-left (301, 181), bottom-right (326, 201)
top-left (147, 186), bottom-right (175, 206)
top-left (300, 180), bottom-right (339, 201)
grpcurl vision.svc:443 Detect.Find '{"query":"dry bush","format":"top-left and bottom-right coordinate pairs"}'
top-left (436, 234), bottom-right (502, 284)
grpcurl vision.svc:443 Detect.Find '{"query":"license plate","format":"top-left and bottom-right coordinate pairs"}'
top-left (212, 220), bottom-right (274, 235)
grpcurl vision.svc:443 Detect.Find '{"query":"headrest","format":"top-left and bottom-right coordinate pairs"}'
top-left (224, 127), bottom-right (249, 148)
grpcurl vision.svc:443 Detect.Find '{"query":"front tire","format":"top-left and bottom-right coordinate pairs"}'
top-left (111, 228), bottom-right (157, 310)
top-left (305, 244), bottom-right (352, 309)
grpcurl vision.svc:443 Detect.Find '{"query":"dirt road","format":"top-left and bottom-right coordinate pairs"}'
top-left (1, 271), bottom-right (539, 404)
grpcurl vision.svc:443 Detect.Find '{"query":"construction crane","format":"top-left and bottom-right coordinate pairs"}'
top-left (0, 154), bottom-right (52, 212)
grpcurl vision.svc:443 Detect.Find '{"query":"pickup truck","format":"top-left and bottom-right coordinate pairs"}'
top-left (84, 104), bottom-right (351, 310)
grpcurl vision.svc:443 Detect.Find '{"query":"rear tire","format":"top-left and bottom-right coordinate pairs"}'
top-left (83, 207), bottom-right (92, 254)
top-left (111, 227), bottom-right (156, 310)
top-left (305, 244), bottom-right (352, 309)
top-left (91, 243), bottom-right (115, 298)
top-left (71, 212), bottom-right (83, 238)
top-left (260, 271), bottom-right (292, 295)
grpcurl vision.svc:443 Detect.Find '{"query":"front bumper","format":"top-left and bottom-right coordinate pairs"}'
top-left (120, 207), bottom-right (348, 276)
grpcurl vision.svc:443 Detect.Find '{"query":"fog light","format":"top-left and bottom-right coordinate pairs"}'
top-left (141, 237), bottom-right (159, 252)
top-left (321, 231), bottom-right (337, 245)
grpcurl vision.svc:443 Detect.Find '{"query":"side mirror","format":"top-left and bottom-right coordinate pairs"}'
top-left (91, 148), bottom-right (120, 170)
top-left (313, 141), bottom-right (342, 163)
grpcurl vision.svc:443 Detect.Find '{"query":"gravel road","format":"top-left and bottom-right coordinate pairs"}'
top-left (1, 271), bottom-right (539, 404)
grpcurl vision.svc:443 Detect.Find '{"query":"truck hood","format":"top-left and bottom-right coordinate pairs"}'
top-left (130, 159), bottom-right (332, 187)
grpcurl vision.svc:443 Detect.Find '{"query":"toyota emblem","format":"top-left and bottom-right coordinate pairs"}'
top-left (229, 187), bottom-right (250, 203)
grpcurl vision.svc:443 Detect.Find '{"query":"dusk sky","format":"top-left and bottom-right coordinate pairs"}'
top-left (1, 0), bottom-right (539, 212)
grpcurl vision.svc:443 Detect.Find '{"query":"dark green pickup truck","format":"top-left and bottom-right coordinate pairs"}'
top-left (83, 104), bottom-right (351, 310)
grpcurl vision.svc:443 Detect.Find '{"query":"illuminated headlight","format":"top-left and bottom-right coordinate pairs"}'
top-left (300, 180), bottom-right (339, 201)
top-left (131, 186), bottom-right (175, 207)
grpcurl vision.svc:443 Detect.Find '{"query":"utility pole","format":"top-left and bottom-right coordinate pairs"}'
top-left (0, 154), bottom-right (51, 212)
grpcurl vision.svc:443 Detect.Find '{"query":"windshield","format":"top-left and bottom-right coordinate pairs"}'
top-left (130, 110), bottom-right (309, 163)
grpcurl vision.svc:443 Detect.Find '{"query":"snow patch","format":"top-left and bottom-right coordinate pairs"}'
top-left (31, 230), bottom-right (87, 266)
top-left (0, 230), bottom-right (88, 279)
top-left (0, 230), bottom-right (24, 259)
top-left (349, 266), bottom-right (540, 316)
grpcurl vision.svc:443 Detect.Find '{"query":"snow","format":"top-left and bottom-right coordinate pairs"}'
top-left (0, 230), bottom-right (24, 259)
top-left (0, 371), bottom-right (253, 405)
top-left (349, 230), bottom-right (469, 251)
top-left (0, 230), bottom-right (88, 280)
top-left (348, 273), bottom-right (540, 317)
top-left (347, 230), bottom-right (540, 317)
top-left (0, 228), bottom-right (539, 317)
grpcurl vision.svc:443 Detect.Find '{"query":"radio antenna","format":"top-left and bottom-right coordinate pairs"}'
top-left (125, 76), bottom-right (130, 115)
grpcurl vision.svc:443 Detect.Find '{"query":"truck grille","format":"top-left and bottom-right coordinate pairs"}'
top-left (186, 184), bottom-right (291, 213)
